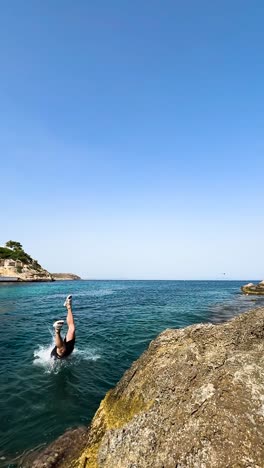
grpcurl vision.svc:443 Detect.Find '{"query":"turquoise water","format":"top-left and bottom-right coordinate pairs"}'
top-left (0, 280), bottom-right (263, 466)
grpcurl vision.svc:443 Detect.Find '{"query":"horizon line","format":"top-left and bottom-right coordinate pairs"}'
top-left (79, 278), bottom-right (259, 281)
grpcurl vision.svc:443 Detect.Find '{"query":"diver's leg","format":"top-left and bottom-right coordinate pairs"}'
top-left (53, 320), bottom-right (66, 356)
top-left (55, 330), bottom-right (66, 355)
top-left (65, 296), bottom-right (75, 342)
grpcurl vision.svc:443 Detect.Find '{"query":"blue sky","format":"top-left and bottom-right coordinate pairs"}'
top-left (1, 1), bottom-right (263, 279)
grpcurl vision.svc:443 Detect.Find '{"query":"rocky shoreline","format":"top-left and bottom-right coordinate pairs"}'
top-left (52, 273), bottom-right (81, 281)
top-left (241, 280), bottom-right (264, 295)
top-left (25, 306), bottom-right (264, 468)
top-left (0, 241), bottom-right (81, 282)
top-left (0, 260), bottom-right (80, 283)
top-left (0, 263), bottom-right (81, 282)
top-left (0, 258), bottom-right (53, 282)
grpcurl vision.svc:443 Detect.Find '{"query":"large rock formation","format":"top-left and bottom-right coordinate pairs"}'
top-left (29, 307), bottom-right (264, 468)
top-left (52, 273), bottom-right (81, 281)
top-left (241, 280), bottom-right (264, 295)
top-left (0, 258), bottom-right (53, 281)
top-left (0, 241), bottom-right (80, 282)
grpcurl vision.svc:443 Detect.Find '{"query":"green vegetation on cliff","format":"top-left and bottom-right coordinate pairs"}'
top-left (0, 241), bottom-right (41, 269)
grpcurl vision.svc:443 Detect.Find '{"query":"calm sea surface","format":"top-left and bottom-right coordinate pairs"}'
top-left (0, 280), bottom-right (263, 466)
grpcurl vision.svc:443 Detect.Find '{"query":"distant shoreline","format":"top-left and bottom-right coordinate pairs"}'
top-left (0, 277), bottom-right (82, 283)
top-left (0, 278), bottom-right (259, 283)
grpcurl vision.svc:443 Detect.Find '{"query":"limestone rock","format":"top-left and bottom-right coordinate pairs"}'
top-left (22, 428), bottom-right (89, 468)
top-left (30, 307), bottom-right (264, 468)
top-left (241, 280), bottom-right (264, 295)
top-left (0, 258), bottom-right (53, 282)
top-left (52, 273), bottom-right (81, 280)
top-left (0, 243), bottom-right (80, 282)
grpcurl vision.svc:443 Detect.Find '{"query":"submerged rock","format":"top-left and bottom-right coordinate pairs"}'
top-left (30, 308), bottom-right (264, 467)
top-left (241, 280), bottom-right (264, 295)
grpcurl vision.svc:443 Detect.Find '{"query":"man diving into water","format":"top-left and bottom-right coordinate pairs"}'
top-left (51, 295), bottom-right (75, 359)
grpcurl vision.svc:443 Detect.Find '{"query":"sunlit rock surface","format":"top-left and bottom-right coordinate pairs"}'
top-left (52, 273), bottom-right (81, 280)
top-left (29, 307), bottom-right (264, 468)
top-left (0, 258), bottom-right (53, 281)
top-left (241, 280), bottom-right (264, 295)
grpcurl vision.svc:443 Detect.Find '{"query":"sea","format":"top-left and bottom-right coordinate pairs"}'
top-left (0, 280), bottom-right (263, 467)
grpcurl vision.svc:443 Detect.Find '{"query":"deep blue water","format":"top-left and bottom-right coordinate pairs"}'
top-left (0, 280), bottom-right (263, 466)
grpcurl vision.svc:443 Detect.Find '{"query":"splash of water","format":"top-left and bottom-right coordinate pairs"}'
top-left (33, 342), bottom-right (58, 373)
top-left (33, 341), bottom-right (101, 374)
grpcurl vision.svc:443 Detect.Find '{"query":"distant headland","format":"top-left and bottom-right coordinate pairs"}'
top-left (52, 273), bottom-right (81, 281)
top-left (0, 241), bottom-right (81, 282)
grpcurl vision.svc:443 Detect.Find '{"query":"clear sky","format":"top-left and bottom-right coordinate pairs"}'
top-left (1, 1), bottom-right (263, 279)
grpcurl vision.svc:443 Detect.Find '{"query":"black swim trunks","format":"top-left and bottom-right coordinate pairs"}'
top-left (51, 337), bottom-right (75, 359)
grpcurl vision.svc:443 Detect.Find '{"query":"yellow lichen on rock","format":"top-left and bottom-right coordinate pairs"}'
top-left (76, 390), bottom-right (154, 467)
top-left (102, 390), bottom-right (153, 429)
top-left (77, 442), bottom-right (100, 468)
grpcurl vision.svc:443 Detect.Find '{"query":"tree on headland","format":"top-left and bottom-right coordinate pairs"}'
top-left (5, 241), bottom-right (23, 251)
top-left (0, 241), bottom-right (39, 266)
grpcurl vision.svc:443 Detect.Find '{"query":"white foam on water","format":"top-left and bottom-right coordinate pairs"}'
top-left (33, 343), bottom-right (54, 363)
top-left (33, 341), bottom-right (101, 374)
top-left (73, 347), bottom-right (101, 362)
top-left (33, 342), bottom-right (59, 373)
